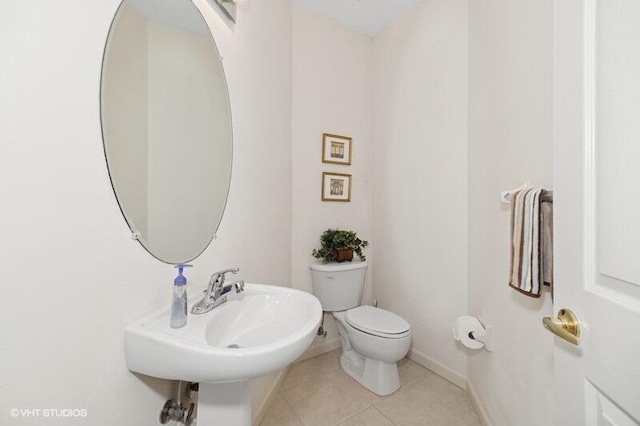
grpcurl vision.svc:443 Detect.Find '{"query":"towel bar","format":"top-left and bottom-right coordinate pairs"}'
top-left (501, 185), bottom-right (553, 204)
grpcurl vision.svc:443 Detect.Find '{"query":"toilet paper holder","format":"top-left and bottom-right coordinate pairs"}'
top-left (468, 330), bottom-right (490, 347)
top-left (453, 316), bottom-right (494, 352)
top-left (472, 319), bottom-right (493, 351)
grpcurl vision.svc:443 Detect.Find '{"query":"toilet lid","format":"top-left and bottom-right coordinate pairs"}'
top-left (346, 306), bottom-right (410, 337)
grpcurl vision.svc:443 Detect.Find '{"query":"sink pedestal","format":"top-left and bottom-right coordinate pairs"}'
top-left (197, 381), bottom-right (251, 426)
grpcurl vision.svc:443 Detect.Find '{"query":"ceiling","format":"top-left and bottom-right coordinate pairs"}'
top-left (293, 0), bottom-right (423, 36)
top-left (128, 0), bottom-right (209, 36)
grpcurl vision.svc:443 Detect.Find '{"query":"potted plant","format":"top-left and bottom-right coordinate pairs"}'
top-left (311, 229), bottom-right (369, 263)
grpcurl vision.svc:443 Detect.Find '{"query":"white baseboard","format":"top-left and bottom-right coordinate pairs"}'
top-left (465, 378), bottom-right (492, 426)
top-left (407, 349), bottom-right (491, 424)
top-left (252, 366), bottom-right (289, 426)
top-left (407, 348), bottom-right (466, 389)
top-left (293, 337), bottom-right (341, 364)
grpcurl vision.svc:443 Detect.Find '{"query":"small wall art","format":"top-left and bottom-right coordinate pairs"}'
top-left (322, 133), bottom-right (352, 165)
top-left (322, 172), bottom-right (352, 202)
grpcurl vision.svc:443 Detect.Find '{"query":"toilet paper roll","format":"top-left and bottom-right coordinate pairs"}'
top-left (453, 316), bottom-right (485, 350)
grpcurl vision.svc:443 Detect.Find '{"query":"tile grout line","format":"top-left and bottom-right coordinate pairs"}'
top-left (371, 405), bottom-right (397, 425)
top-left (333, 403), bottom-right (374, 426)
top-left (280, 351), bottom-right (343, 393)
top-left (280, 393), bottom-right (306, 426)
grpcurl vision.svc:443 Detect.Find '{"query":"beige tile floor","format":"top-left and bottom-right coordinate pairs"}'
top-left (260, 349), bottom-right (481, 426)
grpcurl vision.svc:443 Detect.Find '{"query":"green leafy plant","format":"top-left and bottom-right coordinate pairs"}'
top-left (311, 229), bottom-right (369, 263)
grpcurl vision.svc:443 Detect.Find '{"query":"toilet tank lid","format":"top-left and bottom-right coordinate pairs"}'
top-left (310, 260), bottom-right (368, 272)
top-left (346, 305), bottom-right (410, 335)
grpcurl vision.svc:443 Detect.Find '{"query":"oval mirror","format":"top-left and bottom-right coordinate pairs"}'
top-left (100, 0), bottom-right (232, 264)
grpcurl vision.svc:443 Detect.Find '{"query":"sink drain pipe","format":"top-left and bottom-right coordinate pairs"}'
top-left (160, 381), bottom-right (196, 424)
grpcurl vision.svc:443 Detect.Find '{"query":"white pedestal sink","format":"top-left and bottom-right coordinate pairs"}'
top-left (124, 284), bottom-right (322, 425)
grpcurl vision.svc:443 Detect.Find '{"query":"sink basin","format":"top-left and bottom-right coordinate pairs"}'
top-left (124, 283), bottom-right (322, 383)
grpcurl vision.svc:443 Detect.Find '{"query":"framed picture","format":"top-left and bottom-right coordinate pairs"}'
top-left (322, 133), bottom-right (352, 165)
top-left (322, 172), bottom-right (351, 202)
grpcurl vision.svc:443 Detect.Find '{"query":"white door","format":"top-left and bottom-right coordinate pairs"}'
top-left (553, 0), bottom-right (640, 424)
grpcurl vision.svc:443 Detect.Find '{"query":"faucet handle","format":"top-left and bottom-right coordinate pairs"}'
top-left (207, 268), bottom-right (240, 292)
top-left (211, 267), bottom-right (239, 284)
top-left (215, 267), bottom-right (240, 277)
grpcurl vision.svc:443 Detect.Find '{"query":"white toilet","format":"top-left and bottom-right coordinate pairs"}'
top-left (310, 260), bottom-right (411, 395)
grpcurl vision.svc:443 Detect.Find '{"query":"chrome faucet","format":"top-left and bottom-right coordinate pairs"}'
top-left (192, 268), bottom-right (244, 314)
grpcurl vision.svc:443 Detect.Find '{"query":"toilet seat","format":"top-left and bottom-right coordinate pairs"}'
top-left (346, 306), bottom-right (411, 339)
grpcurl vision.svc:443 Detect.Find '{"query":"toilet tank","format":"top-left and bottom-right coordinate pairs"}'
top-left (310, 261), bottom-right (367, 311)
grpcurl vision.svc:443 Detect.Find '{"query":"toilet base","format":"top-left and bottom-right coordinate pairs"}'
top-left (339, 348), bottom-right (400, 396)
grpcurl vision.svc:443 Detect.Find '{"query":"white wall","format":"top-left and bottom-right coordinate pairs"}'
top-left (291, 5), bottom-right (373, 351)
top-left (0, 0), bottom-right (291, 424)
top-left (467, 0), bottom-right (554, 425)
top-left (371, 0), bottom-right (469, 379)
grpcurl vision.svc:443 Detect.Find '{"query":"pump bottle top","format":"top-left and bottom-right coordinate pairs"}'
top-left (174, 264), bottom-right (193, 286)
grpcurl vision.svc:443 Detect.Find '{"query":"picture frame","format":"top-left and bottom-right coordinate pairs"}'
top-left (322, 172), bottom-right (352, 202)
top-left (322, 133), bottom-right (352, 165)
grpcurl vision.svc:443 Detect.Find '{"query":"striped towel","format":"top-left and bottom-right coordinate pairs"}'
top-left (509, 188), bottom-right (552, 297)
